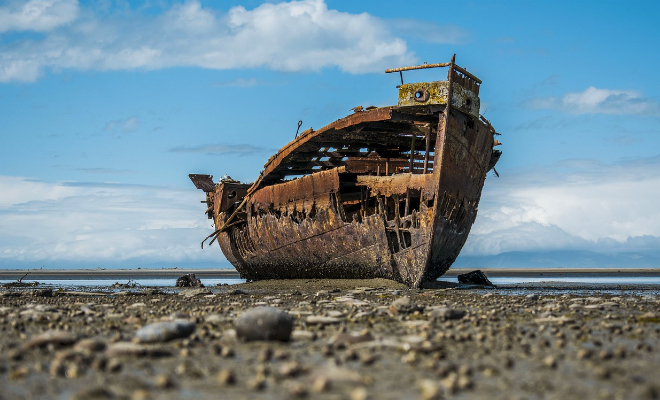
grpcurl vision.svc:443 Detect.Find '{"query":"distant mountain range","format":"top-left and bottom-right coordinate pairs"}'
top-left (454, 250), bottom-right (660, 269)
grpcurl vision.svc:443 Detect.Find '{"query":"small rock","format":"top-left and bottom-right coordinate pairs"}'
top-left (278, 361), bottom-right (303, 378)
top-left (105, 343), bottom-right (146, 358)
top-left (291, 330), bottom-right (316, 341)
top-left (350, 387), bottom-right (369, 400)
top-left (179, 288), bottom-right (212, 298)
top-left (430, 307), bottom-right (466, 321)
top-left (70, 387), bottom-right (115, 400)
top-left (258, 347), bottom-right (273, 362)
top-left (247, 373), bottom-right (267, 390)
top-left (105, 342), bottom-right (171, 358)
top-left (217, 369), bottom-right (236, 385)
top-left (419, 379), bottom-right (442, 400)
top-left (154, 374), bottom-right (176, 389)
top-left (73, 338), bottom-right (107, 354)
top-left (31, 288), bottom-right (53, 297)
top-left (312, 376), bottom-right (330, 392)
top-left (235, 307), bottom-right (293, 342)
top-left (220, 346), bottom-right (235, 358)
top-left (599, 349), bottom-right (614, 360)
top-left (135, 320), bottom-right (196, 343)
top-left (23, 330), bottom-right (78, 350)
top-left (288, 382), bottom-right (308, 398)
top-left (205, 314), bottom-right (224, 325)
top-left (306, 315), bottom-right (343, 325)
top-left (577, 348), bottom-right (593, 359)
top-left (330, 330), bottom-right (374, 348)
top-left (389, 297), bottom-right (422, 315)
top-left (457, 270), bottom-right (494, 286)
top-left (543, 355), bottom-right (557, 368)
top-left (175, 273), bottom-right (204, 288)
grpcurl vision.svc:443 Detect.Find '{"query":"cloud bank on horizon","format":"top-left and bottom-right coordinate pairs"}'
top-left (2, 154), bottom-right (659, 267)
top-left (0, 0), bottom-right (658, 268)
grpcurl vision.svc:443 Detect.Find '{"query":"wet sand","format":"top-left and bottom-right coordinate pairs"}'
top-left (1, 274), bottom-right (659, 399)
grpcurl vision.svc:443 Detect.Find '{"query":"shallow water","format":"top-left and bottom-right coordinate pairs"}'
top-left (3, 275), bottom-right (660, 288)
top-left (438, 276), bottom-right (660, 285)
top-left (0, 278), bottom-right (245, 288)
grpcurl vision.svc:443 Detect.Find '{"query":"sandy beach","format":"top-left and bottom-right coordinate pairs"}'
top-left (1, 273), bottom-right (659, 399)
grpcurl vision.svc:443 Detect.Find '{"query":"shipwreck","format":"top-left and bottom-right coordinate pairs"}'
top-left (190, 55), bottom-right (502, 287)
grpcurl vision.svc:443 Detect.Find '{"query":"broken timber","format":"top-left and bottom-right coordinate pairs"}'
top-left (190, 55), bottom-right (502, 288)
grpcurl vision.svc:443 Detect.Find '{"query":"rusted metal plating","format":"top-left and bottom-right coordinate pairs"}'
top-left (190, 55), bottom-right (501, 287)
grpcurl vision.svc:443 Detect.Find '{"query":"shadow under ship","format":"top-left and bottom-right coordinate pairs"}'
top-left (190, 56), bottom-right (502, 288)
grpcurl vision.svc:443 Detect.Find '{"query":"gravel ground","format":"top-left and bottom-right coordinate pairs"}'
top-left (1, 278), bottom-right (659, 400)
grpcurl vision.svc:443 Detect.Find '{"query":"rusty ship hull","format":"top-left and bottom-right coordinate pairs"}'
top-left (191, 57), bottom-right (501, 287)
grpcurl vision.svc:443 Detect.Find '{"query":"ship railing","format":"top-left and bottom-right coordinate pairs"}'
top-left (385, 55), bottom-right (481, 95)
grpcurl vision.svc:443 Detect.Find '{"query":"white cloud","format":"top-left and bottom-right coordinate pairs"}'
top-left (0, 0), bottom-right (79, 33)
top-left (463, 155), bottom-right (660, 256)
top-left (0, 176), bottom-right (220, 265)
top-left (527, 86), bottom-right (660, 116)
top-left (2, 154), bottom-right (659, 267)
top-left (104, 116), bottom-right (139, 134)
top-left (0, 175), bottom-right (78, 207)
top-left (0, 0), bottom-right (416, 82)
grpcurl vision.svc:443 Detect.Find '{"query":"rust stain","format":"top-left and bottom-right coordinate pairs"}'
top-left (190, 55), bottom-right (502, 287)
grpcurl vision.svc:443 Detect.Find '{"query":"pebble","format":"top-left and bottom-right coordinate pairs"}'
top-left (330, 330), bottom-right (374, 348)
top-left (104, 342), bottom-right (171, 358)
top-left (389, 297), bottom-right (423, 314)
top-left (70, 387), bottom-right (115, 400)
top-left (23, 330), bottom-right (78, 349)
top-left (419, 379), bottom-right (442, 400)
top-left (134, 320), bottom-right (196, 343)
top-left (312, 376), bottom-right (330, 392)
top-left (350, 387), bottom-right (369, 400)
top-left (429, 307), bottom-right (466, 320)
top-left (278, 361), bottom-right (303, 378)
top-left (73, 338), bottom-right (107, 354)
top-left (543, 355), bottom-right (557, 368)
top-left (205, 314), bottom-right (224, 325)
top-left (291, 330), bottom-right (316, 341)
top-left (178, 288), bottom-right (212, 298)
top-left (288, 381), bottom-right (308, 398)
top-left (235, 307), bottom-right (293, 342)
top-left (154, 374), bottom-right (176, 389)
top-left (247, 373), bottom-right (267, 390)
top-left (306, 315), bottom-right (342, 325)
top-left (217, 369), bottom-right (236, 385)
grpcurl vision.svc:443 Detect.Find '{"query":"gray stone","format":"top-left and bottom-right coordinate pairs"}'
top-left (135, 320), bottom-right (196, 343)
top-left (457, 270), bottom-right (494, 286)
top-left (178, 288), bottom-right (212, 298)
top-left (306, 315), bottom-right (343, 325)
top-left (430, 307), bottom-right (466, 320)
top-left (175, 273), bottom-right (204, 288)
top-left (105, 342), bottom-right (171, 358)
top-left (389, 296), bottom-right (422, 314)
top-left (235, 307), bottom-right (293, 342)
top-left (23, 330), bottom-right (78, 349)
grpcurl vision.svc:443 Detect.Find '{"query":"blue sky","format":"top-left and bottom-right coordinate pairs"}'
top-left (1, 0), bottom-right (659, 269)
